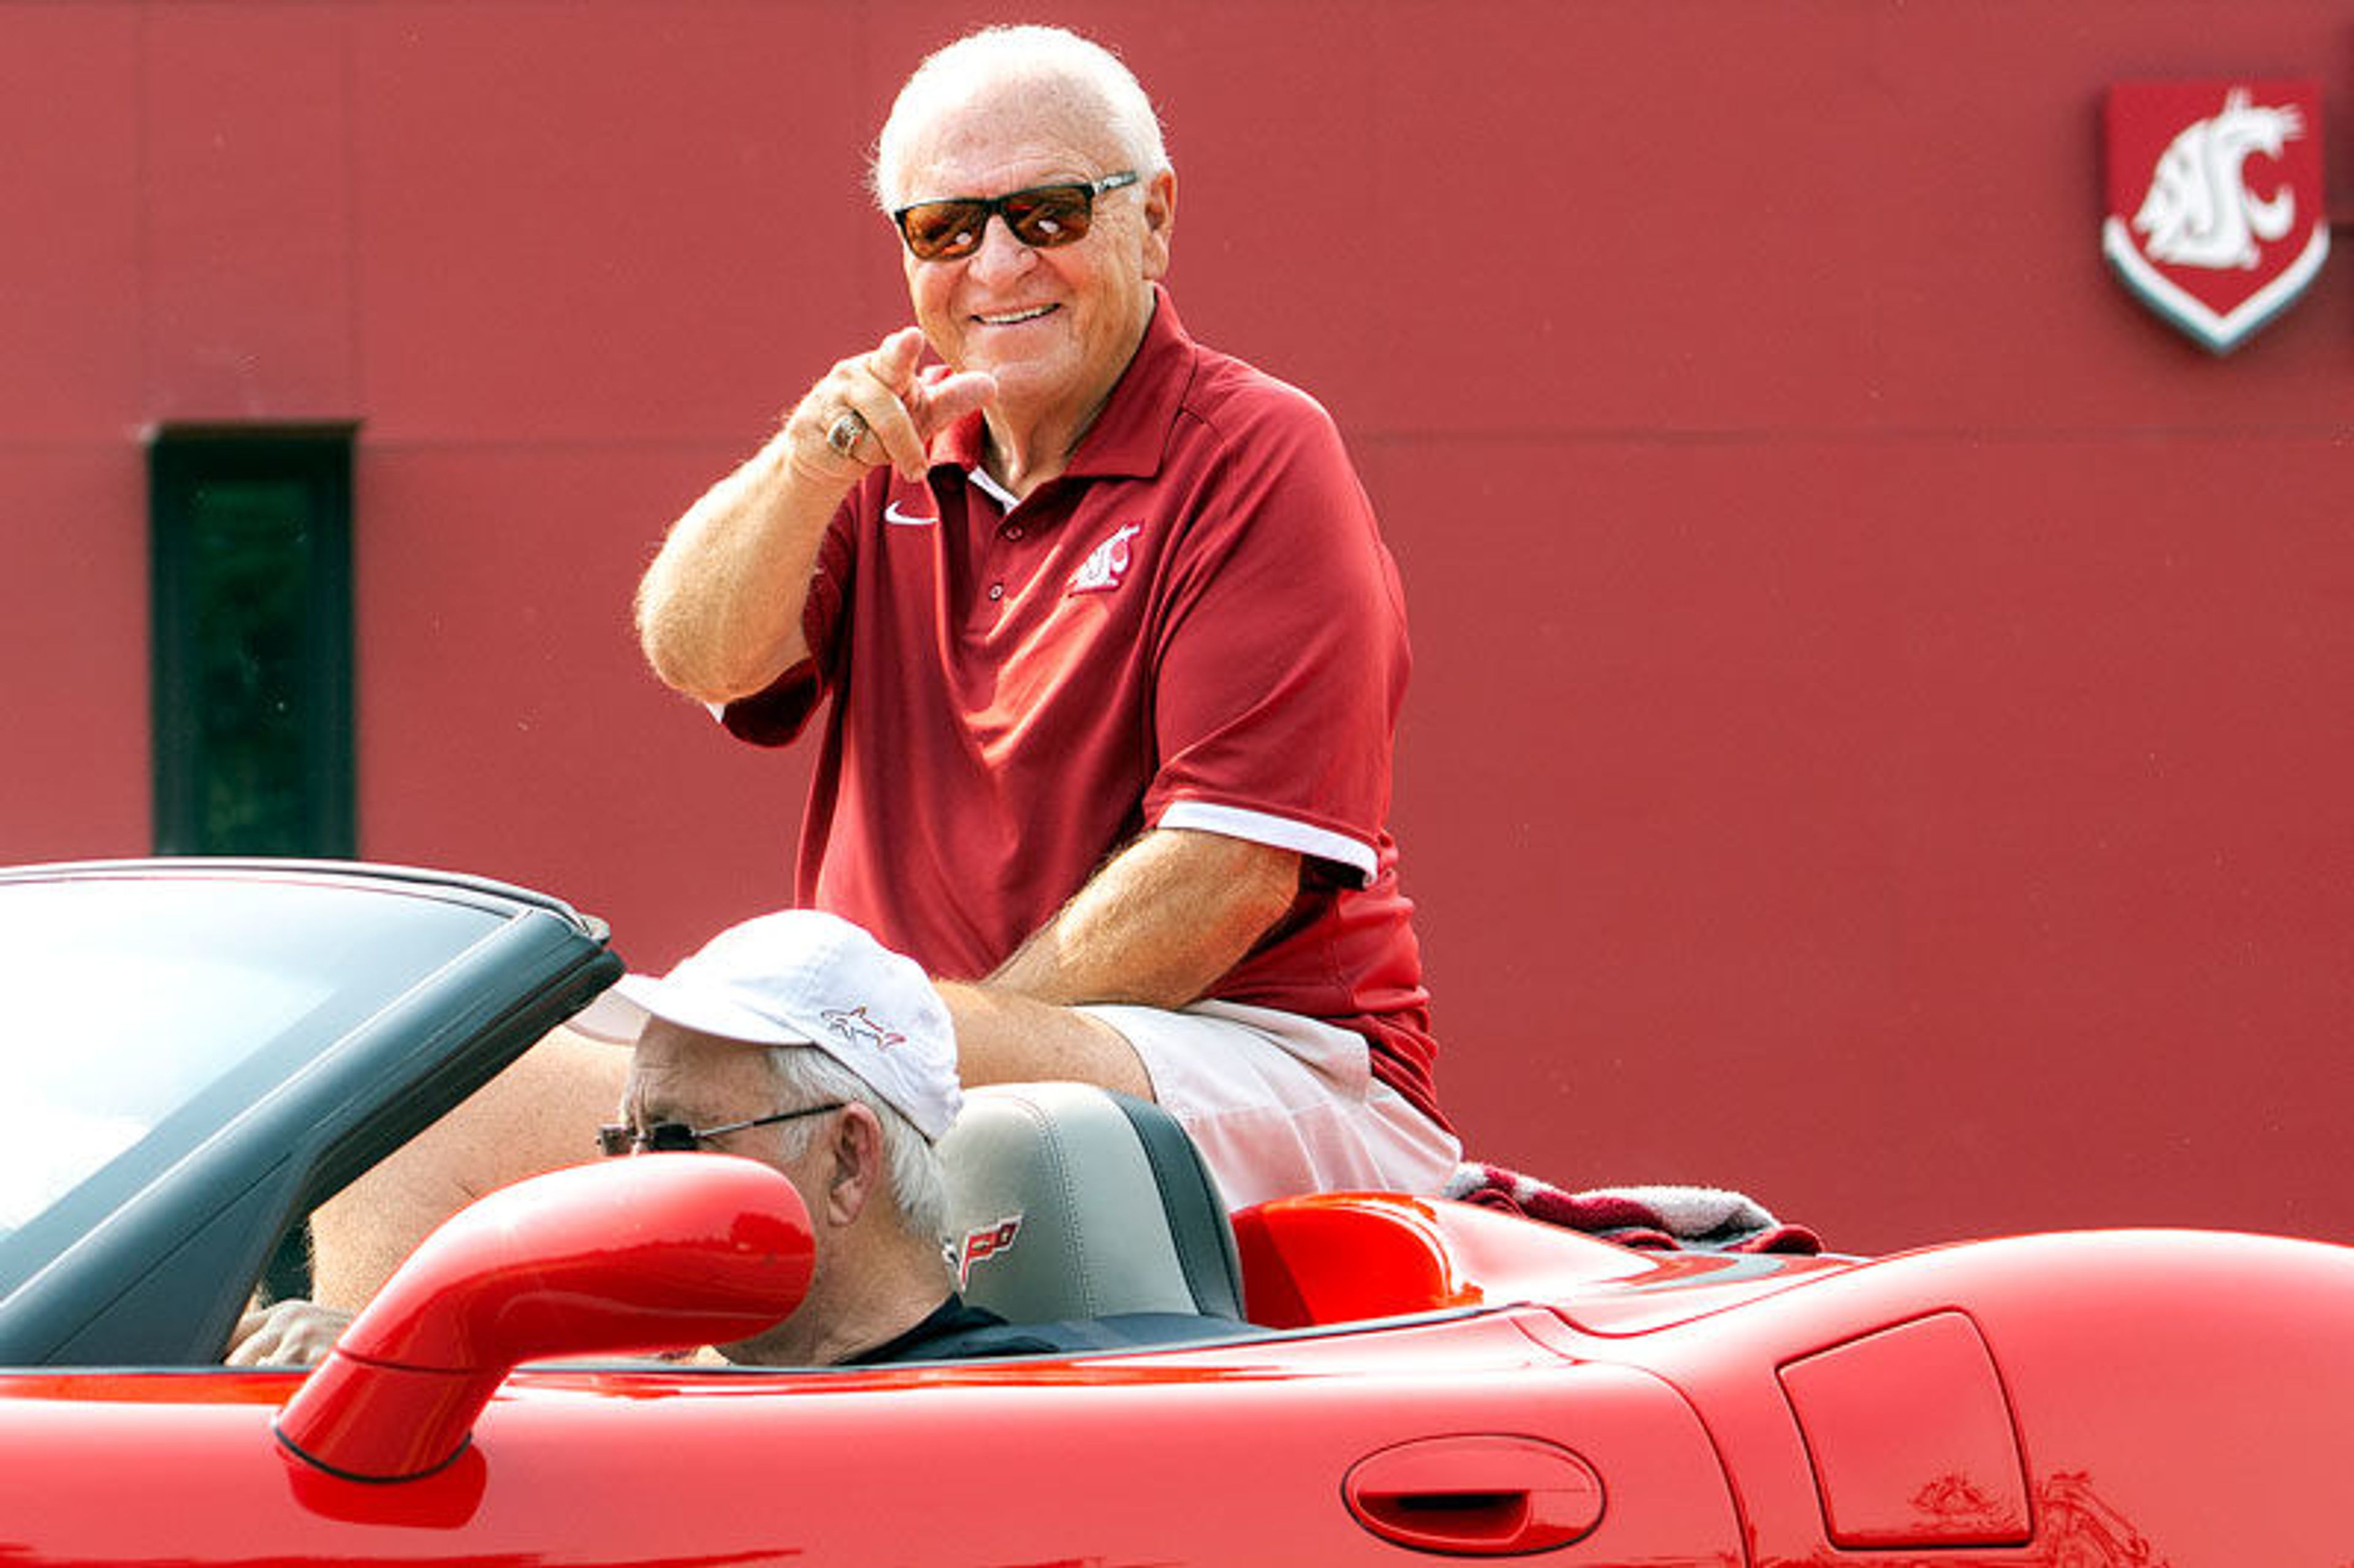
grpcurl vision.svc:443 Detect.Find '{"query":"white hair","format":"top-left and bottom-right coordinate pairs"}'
top-left (761, 1044), bottom-right (951, 1244)
top-left (870, 24), bottom-right (1170, 211)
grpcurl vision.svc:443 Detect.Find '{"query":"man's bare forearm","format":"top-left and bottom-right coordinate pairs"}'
top-left (987, 828), bottom-right (1300, 1008)
top-left (938, 828), bottom-right (1301, 1095)
top-left (636, 327), bottom-right (997, 705)
top-left (636, 433), bottom-right (841, 704)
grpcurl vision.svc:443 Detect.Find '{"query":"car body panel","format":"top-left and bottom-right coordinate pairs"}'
top-left (1525, 1227), bottom-right (2354, 1566)
top-left (0, 1312), bottom-right (1743, 1566)
top-left (2, 860), bottom-right (2350, 1566)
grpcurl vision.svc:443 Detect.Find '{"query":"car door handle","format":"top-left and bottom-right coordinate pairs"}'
top-left (1344, 1436), bottom-right (1604, 1555)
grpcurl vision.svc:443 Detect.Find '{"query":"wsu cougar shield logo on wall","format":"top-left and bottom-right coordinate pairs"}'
top-left (2102, 81), bottom-right (2328, 353)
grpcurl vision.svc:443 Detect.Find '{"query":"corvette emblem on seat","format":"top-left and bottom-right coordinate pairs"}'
top-left (956, 1216), bottom-right (1023, 1286)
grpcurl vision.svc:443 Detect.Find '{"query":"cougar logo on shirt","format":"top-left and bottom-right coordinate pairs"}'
top-left (956, 1216), bottom-right (1023, 1286)
top-left (821, 1005), bottom-right (905, 1052)
top-left (1068, 522), bottom-right (1145, 595)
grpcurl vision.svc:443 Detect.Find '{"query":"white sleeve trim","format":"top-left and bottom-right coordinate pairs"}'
top-left (1157, 801), bottom-right (1378, 886)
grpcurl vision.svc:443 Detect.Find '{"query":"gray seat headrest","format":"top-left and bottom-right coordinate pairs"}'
top-left (939, 1083), bottom-right (1244, 1324)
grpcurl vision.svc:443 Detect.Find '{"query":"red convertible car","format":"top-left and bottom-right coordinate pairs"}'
top-left (0, 859), bottom-right (2347, 1565)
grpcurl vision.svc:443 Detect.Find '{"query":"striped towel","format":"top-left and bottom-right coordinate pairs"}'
top-left (1444, 1163), bottom-right (1822, 1254)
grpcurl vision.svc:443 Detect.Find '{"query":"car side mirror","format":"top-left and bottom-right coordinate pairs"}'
top-left (275, 1153), bottom-right (814, 1482)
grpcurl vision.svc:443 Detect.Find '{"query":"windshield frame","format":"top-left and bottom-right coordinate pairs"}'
top-left (0, 861), bottom-right (619, 1366)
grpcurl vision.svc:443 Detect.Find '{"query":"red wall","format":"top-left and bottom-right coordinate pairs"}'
top-left (4, 1), bottom-right (2348, 1253)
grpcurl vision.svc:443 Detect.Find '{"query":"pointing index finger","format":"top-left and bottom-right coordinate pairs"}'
top-left (858, 328), bottom-right (953, 481)
top-left (869, 327), bottom-right (929, 394)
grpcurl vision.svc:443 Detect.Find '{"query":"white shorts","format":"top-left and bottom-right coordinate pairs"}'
top-left (1076, 999), bottom-right (1460, 1211)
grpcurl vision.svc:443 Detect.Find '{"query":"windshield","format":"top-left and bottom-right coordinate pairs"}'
top-left (0, 875), bottom-right (505, 1235)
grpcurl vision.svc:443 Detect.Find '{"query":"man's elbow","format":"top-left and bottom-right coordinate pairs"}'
top-left (639, 622), bottom-right (731, 706)
top-left (632, 579), bottom-right (699, 694)
top-left (635, 596), bottom-right (785, 708)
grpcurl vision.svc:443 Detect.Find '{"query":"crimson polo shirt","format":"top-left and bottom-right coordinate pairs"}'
top-left (722, 289), bottom-right (1443, 1127)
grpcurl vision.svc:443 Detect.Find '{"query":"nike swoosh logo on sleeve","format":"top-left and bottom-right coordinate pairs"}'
top-left (885, 500), bottom-right (938, 526)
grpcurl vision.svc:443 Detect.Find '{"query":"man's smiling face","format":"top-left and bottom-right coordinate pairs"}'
top-left (894, 83), bottom-right (1172, 444)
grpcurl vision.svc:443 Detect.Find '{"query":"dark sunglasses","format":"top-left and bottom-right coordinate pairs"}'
top-left (596, 1102), bottom-right (845, 1158)
top-left (892, 171), bottom-right (1139, 262)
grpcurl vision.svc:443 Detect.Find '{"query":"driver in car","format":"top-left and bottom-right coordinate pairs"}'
top-left (235, 912), bottom-right (1142, 1367)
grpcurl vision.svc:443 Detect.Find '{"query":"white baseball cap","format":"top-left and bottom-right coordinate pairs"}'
top-left (571, 910), bottom-right (962, 1140)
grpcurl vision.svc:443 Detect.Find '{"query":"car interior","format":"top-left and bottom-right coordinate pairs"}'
top-left (242, 1078), bottom-right (1659, 1372)
top-left (940, 1082), bottom-right (1248, 1326)
top-left (937, 1082), bottom-right (1566, 1344)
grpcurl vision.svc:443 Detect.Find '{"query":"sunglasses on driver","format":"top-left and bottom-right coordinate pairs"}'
top-left (597, 1101), bottom-right (846, 1157)
top-left (892, 170), bottom-right (1140, 262)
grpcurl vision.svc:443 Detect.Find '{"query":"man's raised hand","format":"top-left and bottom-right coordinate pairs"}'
top-left (794, 327), bottom-right (996, 485)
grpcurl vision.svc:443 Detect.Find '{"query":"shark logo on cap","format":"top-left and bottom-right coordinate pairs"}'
top-left (821, 1004), bottom-right (906, 1052)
